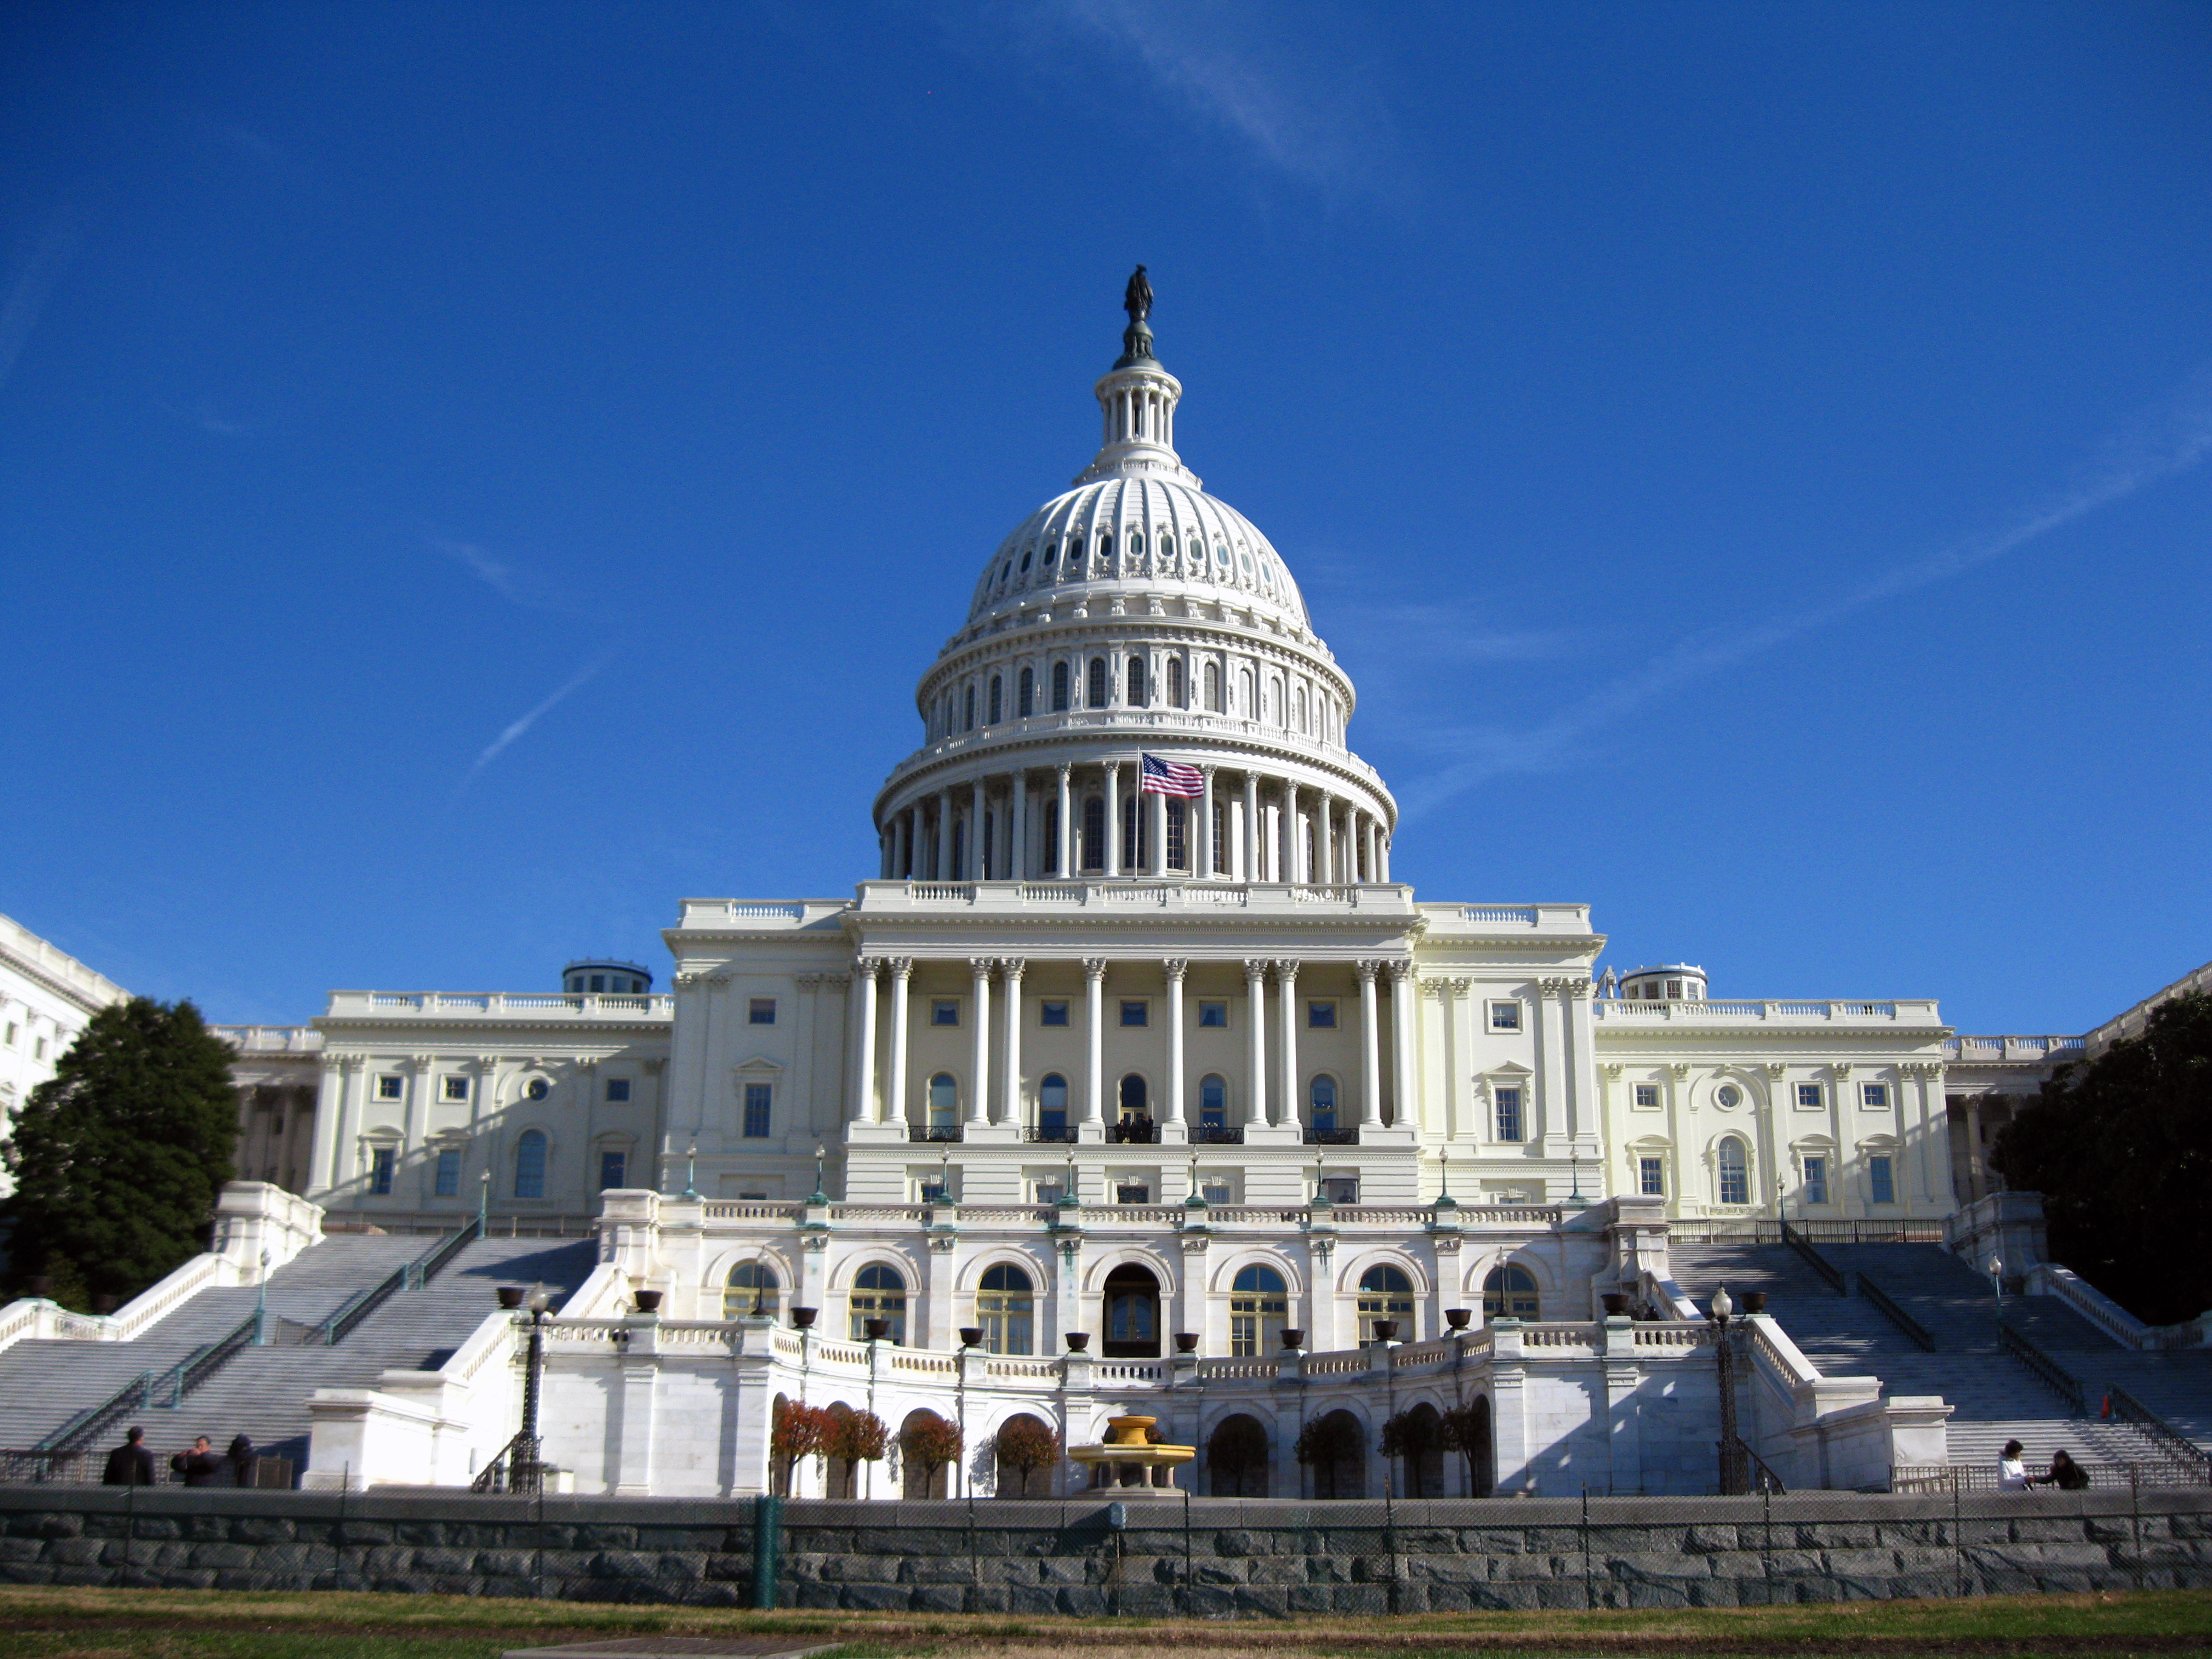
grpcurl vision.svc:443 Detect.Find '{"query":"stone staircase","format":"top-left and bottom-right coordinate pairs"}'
top-left (0, 1233), bottom-right (596, 1471)
top-left (1667, 1240), bottom-right (2194, 1475)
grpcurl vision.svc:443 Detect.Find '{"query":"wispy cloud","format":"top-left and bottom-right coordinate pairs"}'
top-left (1393, 365), bottom-right (2212, 819)
top-left (0, 209), bottom-right (84, 391)
top-left (461, 654), bottom-right (613, 786)
top-left (426, 532), bottom-right (586, 615)
top-left (1333, 603), bottom-right (1585, 666)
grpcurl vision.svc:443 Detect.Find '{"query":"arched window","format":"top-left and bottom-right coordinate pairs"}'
top-left (1087, 657), bottom-right (1108, 709)
top-left (851, 1263), bottom-right (907, 1343)
top-left (1051, 660), bottom-right (1070, 712)
top-left (928, 1073), bottom-right (957, 1128)
top-left (1239, 667), bottom-right (1255, 717)
top-left (1199, 1074), bottom-right (1228, 1131)
top-left (1018, 666), bottom-right (1034, 717)
top-left (1483, 1264), bottom-right (1540, 1321)
top-left (1718, 1137), bottom-right (1750, 1206)
top-left (987, 676), bottom-right (1002, 725)
top-left (1166, 659), bottom-right (1185, 706)
top-left (1309, 1076), bottom-right (1338, 1131)
top-left (1121, 791), bottom-right (1144, 870)
top-left (1127, 655), bottom-right (1147, 707)
top-left (513, 1130), bottom-right (547, 1199)
top-left (1102, 1262), bottom-right (1159, 1358)
top-left (977, 1264), bottom-right (1034, 1355)
top-left (964, 683), bottom-right (976, 731)
top-left (1019, 545), bottom-right (1032, 572)
top-left (1081, 797), bottom-right (1105, 871)
top-left (1038, 1073), bottom-right (1068, 1136)
top-left (1204, 661), bottom-right (1221, 712)
top-left (1357, 1264), bottom-right (1415, 1342)
top-left (723, 1260), bottom-right (780, 1321)
top-left (1230, 1264), bottom-right (1289, 1356)
top-left (1296, 685), bottom-right (1309, 732)
top-left (1118, 1073), bottom-right (1148, 1128)
top-left (1097, 532), bottom-right (1113, 564)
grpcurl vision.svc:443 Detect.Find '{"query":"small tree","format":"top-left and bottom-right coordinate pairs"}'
top-left (1293, 1412), bottom-right (1361, 1500)
top-left (825, 1407), bottom-right (889, 1497)
top-left (993, 1416), bottom-right (1061, 1498)
top-left (1379, 1408), bottom-right (1439, 1498)
top-left (899, 1413), bottom-right (964, 1498)
top-left (1, 997), bottom-right (239, 1308)
top-left (1438, 1403), bottom-right (1492, 1497)
top-left (1207, 1415), bottom-right (1270, 1497)
top-left (769, 1400), bottom-right (832, 1496)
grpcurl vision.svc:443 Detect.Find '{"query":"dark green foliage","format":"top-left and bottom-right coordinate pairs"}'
top-left (1992, 990), bottom-right (2212, 1327)
top-left (1, 997), bottom-right (238, 1309)
top-left (1293, 1409), bottom-right (1362, 1498)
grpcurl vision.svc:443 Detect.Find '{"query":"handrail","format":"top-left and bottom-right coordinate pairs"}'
top-left (33, 1372), bottom-right (154, 1455)
top-left (306, 1267), bottom-right (406, 1347)
top-left (1999, 1321), bottom-right (2085, 1412)
top-left (1857, 1275), bottom-right (1937, 1352)
top-left (406, 1216), bottom-right (483, 1289)
top-left (469, 1427), bottom-right (542, 1493)
top-left (1780, 1220), bottom-right (1846, 1294)
top-left (2106, 1384), bottom-right (2212, 1482)
top-left (1729, 1435), bottom-right (1787, 1493)
top-left (155, 1310), bottom-right (263, 1406)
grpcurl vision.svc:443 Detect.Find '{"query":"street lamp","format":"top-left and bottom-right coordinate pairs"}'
top-left (478, 1167), bottom-right (491, 1236)
top-left (812, 1144), bottom-right (828, 1203)
top-left (1988, 1255), bottom-right (2005, 1319)
top-left (254, 1249), bottom-right (271, 1346)
top-left (1710, 1284), bottom-right (1744, 1495)
top-left (682, 1141), bottom-right (699, 1202)
top-left (502, 1284), bottom-right (552, 1494)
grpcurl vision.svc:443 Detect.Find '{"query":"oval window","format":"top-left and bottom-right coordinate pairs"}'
top-left (525, 1078), bottom-right (550, 1101)
top-left (1717, 1084), bottom-right (1741, 1108)
top-left (1019, 546), bottom-right (1033, 571)
top-left (1215, 543), bottom-right (1230, 566)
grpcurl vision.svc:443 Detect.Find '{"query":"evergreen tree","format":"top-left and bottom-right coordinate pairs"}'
top-left (1, 997), bottom-right (239, 1310)
top-left (1992, 990), bottom-right (2212, 1327)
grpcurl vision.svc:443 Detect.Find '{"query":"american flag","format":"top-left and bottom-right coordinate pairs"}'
top-left (1139, 753), bottom-right (1205, 797)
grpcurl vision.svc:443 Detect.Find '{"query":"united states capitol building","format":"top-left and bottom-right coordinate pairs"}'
top-left (5, 287), bottom-right (2205, 1501)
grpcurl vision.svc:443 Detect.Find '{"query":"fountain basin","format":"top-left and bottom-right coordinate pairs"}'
top-left (1066, 1415), bottom-right (1195, 1492)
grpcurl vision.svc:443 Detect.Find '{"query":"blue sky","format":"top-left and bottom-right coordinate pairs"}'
top-left (3, 2), bottom-right (2207, 1034)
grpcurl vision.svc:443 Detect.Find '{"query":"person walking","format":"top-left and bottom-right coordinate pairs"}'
top-left (100, 1426), bottom-right (156, 1486)
top-left (226, 1434), bottom-right (259, 1489)
top-left (170, 1436), bottom-right (223, 1486)
top-left (1998, 1438), bottom-right (2029, 1490)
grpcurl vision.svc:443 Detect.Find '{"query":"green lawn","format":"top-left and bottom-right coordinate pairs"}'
top-left (3, 1585), bottom-right (2210, 1657)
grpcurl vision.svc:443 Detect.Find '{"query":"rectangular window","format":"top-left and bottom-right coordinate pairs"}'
top-left (368, 1147), bottom-right (395, 1195)
top-left (433, 1148), bottom-right (461, 1197)
top-left (1115, 1183), bottom-right (1150, 1204)
top-left (920, 1180), bottom-right (948, 1204)
top-left (1036, 1181), bottom-right (1066, 1205)
top-left (441, 1075), bottom-right (470, 1102)
top-left (1119, 1000), bottom-right (1148, 1027)
top-left (1638, 1156), bottom-right (1664, 1197)
top-left (605, 1078), bottom-right (631, 1102)
top-left (1320, 1176), bottom-right (1359, 1205)
top-left (1040, 999), bottom-right (1069, 1026)
top-left (1868, 1156), bottom-right (1895, 1205)
top-left (1633, 1083), bottom-right (1660, 1108)
top-left (1495, 1086), bottom-right (1524, 1142)
top-left (1307, 1000), bottom-right (1336, 1028)
top-left (1489, 1002), bottom-right (1522, 1032)
top-left (1796, 1084), bottom-right (1823, 1109)
top-left (1803, 1156), bottom-right (1828, 1205)
top-left (2, 1022), bottom-right (15, 1047)
top-left (742, 1083), bottom-right (772, 1139)
top-left (376, 1074), bottom-right (403, 1101)
top-left (1201, 1181), bottom-right (1232, 1205)
top-left (749, 997), bottom-right (777, 1025)
top-left (34, 1037), bottom-right (47, 1059)
top-left (598, 1150), bottom-right (627, 1190)
top-left (1861, 1082), bottom-right (1890, 1109)
top-left (931, 999), bottom-right (959, 1026)
top-left (1198, 1000), bottom-right (1228, 1028)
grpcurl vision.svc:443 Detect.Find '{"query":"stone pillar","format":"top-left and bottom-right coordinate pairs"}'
top-left (1164, 958), bottom-right (1188, 1128)
top-left (1150, 786), bottom-right (1169, 877)
top-left (1317, 796), bottom-right (1335, 885)
top-left (967, 958), bottom-right (991, 1126)
top-left (1389, 963), bottom-right (1416, 1133)
top-left (932, 789), bottom-right (951, 881)
top-left (1104, 762), bottom-right (1122, 876)
top-left (614, 1339), bottom-right (659, 1496)
top-left (1357, 960), bottom-right (1383, 1128)
top-left (1009, 768), bottom-right (1028, 882)
top-left (1198, 766), bottom-right (1217, 877)
top-left (1244, 959), bottom-right (1269, 1129)
top-left (1083, 958), bottom-right (1107, 1130)
top-left (1963, 1093), bottom-right (1986, 1203)
top-left (850, 960), bottom-right (879, 1125)
top-left (1378, 828), bottom-right (1390, 883)
top-left (1280, 780), bottom-right (1300, 885)
top-left (886, 958), bottom-right (913, 1127)
top-left (1275, 960), bottom-right (1300, 1128)
top-left (1242, 773), bottom-right (1260, 882)
top-left (971, 778), bottom-right (988, 879)
top-left (1055, 763), bottom-right (1073, 877)
top-left (999, 958), bottom-right (1025, 1125)
top-left (309, 1056), bottom-right (355, 1197)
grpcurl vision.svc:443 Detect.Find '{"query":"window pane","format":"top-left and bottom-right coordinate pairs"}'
top-left (1638, 1156), bottom-right (1664, 1197)
top-left (743, 1083), bottom-right (772, 1138)
top-left (1495, 1087), bottom-right (1523, 1142)
top-left (514, 1133), bottom-right (547, 1199)
top-left (932, 1000), bottom-right (959, 1026)
top-left (1869, 1156), bottom-right (1895, 1205)
top-left (434, 1149), bottom-right (461, 1197)
top-left (1804, 1156), bottom-right (1828, 1205)
top-left (1120, 1000), bottom-right (1147, 1027)
top-left (1198, 1001), bottom-right (1227, 1027)
top-left (749, 998), bottom-right (777, 1025)
top-left (1041, 1000), bottom-right (1068, 1026)
top-left (598, 1150), bottom-right (626, 1190)
top-left (1307, 1001), bottom-right (1335, 1028)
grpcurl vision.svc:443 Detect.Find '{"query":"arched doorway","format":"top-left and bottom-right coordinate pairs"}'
top-left (1207, 1413), bottom-right (1270, 1496)
top-left (992, 1412), bottom-right (1057, 1498)
top-left (898, 1409), bottom-right (955, 1500)
top-left (1464, 1395), bottom-right (1495, 1496)
top-left (1483, 1264), bottom-right (1540, 1321)
top-left (1299, 1408), bottom-right (1365, 1500)
top-left (823, 1401), bottom-right (857, 1499)
top-left (1101, 1262), bottom-right (1160, 1358)
top-left (1403, 1402), bottom-right (1445, 1498)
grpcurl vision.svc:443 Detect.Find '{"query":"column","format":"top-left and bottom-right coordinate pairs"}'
top-left (1357, 960), bottom-right (1382, 1127)
top-left (1009, 768), bottom-right (1028, 882)
top-left (932, 789), bottom-right (951, 880)
top-left (1378, 830), bottom-right (1390, 882)
top-left (1164, 958), bottom-right (1188, 1127)
top-left (1345, 806), bottom-right (1361, 882)
top-left (879, 826), bottom-right (891, 879)
top-left (1082, 958), bottom-right (1107, 1128)
top-left (1275, 960), bottom-right (1300, 1128)
top-left (1242, 960), bottom-right (1269, 1128)
top-left (970, 778), bottom-right (987, 879)
top-left (886, 958), bottom-right (913, 1126)
top-left (999, 958), bottom-right (1025, 1125)
top-left (1963, 1094), bottom-right (1986, 1202)
top-left (1389, 963), bottom-right (1416, 1133)
top-left (1104, 762), bottom-right (1121, 876)
top-left (892, 813), bottom-right (909, 879)
top-left (1279, 781), bottom-right (1299, 885)
top-left (1241, 773), bottom-right (1259, 882)
top-left (1054, 764), bottom-right (1073, 877)
top-left (850, 959), bottom-right (879, 1125)
top-left (967, 958), bottom-right (991, 1126)
top-left (1150, 786), bottom-right (1169, 877)
top-left (1198, 766), bottom-right (1216, 878)
top-left (1317, 796), bottom-right (1335, 885)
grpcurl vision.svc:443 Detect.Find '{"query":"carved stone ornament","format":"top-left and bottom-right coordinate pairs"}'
top-left (930, 1234), bottom-right (958, 1253)
top-left (888, 957), bottom-right (915, 979)
top-left (1601, 1062), bottom-right (1624, 1079)
top-left (1833, 1063), bottom-right (1855, 1079)
top-left (1162, 957), bottom-right (1188, 982)
top-left (1387, 960), bottom-right (1415, 984)
top-left (998, 957), bottom-right (1027, 980)
top-left (1766, 1063), bottom-right (1788, 1078)
top-left (1423, 979), bottom-right (1451, 1002)
top-left (803, 1233), bottom-right (830, 1252)
top-left (1355, 959), bottom-right (1382, 984)
top-left (1179, 1233), bottom-right (1210, 1255)
top-left (1434, 1235), bottom-right (1463, 1254)
top-left (1243, 958), bottom-right (1271, 980)
top-left (794, 974), bottom-right (825, 991)
top-left (1082, 957), bottom-right (1108, 981)
top-left (1670, 1062), bottom-right (1691, 1079)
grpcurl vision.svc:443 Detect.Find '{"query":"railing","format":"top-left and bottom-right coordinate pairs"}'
top-left (1857, 1274), bottom-right (1936, 1352)
top-left (1672, 1218), bottom-right (1948, 1245)
top-left (1942, 1034), bottom-right (2088, 1060)
top-left (2029, 1264), bottom-right (2156, 1352)
top-left (1594, 1000), bottom-right (1933, 1024)
top-left (1731, 1436), bottom-right (1788, 1493)
top-left (407, 1216), bottom-right (483, 1289)
top-left (1024, 1125), bottom-right (1079, 1143)
top-left (304, 1265), bottom-right (407, 1347)
top-left (0, 1449), bottom-right (96, 1484)
top-left (1191, 1124), bottom-right (1244, 1144)
top-left (1892, 1461), bottom-right (2210, 1494)
top-left (33, 1373), bottom-right (155, 1456)
top-left (702, 1202), bottom-right (802, 1221)
top-left (333, 990), bottom-right (674, 1019)
top-left (2106, 1384), bottom-right (2212, 1482)
top-left (1107, 1118), bottom-right (1158, 1144)
top-left (469, 1429), bottom-right (542, 1494)
top-left (908, 1125), bottom-right (964, 1143)
top-left (1461, 907), bottom-right (1539, 926)
top-left (156, 1310), bottom-right (264, 1406)
top-left (1999, 1321), bottom-right (2084, 1412)
top-left (1780, 1219), bottom-right (1846, 1294)
top-left (829, 1205), bottom-right (931, 1222)
top-left (1304, 1127), bottom-right (1359, 1145)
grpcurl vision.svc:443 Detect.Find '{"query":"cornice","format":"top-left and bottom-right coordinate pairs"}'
top-left (0, 940), bottom-right (127, 1019)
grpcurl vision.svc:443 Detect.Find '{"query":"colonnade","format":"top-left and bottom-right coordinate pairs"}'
top-left (879, 762), bottom-right (1390, 886)
top-left (846, 955), bottom-right (1415, 1134)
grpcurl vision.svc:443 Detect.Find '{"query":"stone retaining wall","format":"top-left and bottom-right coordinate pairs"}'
top-left (2, 1487), bottom-right (2208, 1614)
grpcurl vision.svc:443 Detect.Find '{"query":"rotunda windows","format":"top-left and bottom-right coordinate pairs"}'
top-left (1127, 655), bottom-right (1147, 706)
top-left (1017, 667), bottom-right (1034, 717)
top-left (987, 675), bottom-right (1002, 725)
top-left (1087, 657), bottom-right (1108, 709)
top-left (1051, 660), bottom-right (1071, 712)
top-left (1019, 546), bottom-right (1033, 572)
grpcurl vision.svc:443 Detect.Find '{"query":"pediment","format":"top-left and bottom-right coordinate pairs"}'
top-left (732, 1054), bottom-right (785, 1076)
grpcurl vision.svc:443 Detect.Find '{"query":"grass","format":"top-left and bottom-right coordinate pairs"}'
top-left (2, 1585), bottom-right (2210, 1657)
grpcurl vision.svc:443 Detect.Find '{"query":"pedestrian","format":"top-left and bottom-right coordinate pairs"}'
top-left (2033, 1448), bottom-right (2090, 1490)
top-left (226, 1433), bottom-right (258, 1489)
top-left (170, 1435), bottom-right (223, 1486)
top-left (1998, 1438), bottom-right (2029, 1490)
top-left (100, 1426), bottom-right (156, 1486)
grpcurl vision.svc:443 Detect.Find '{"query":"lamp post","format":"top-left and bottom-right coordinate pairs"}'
top-left (478, 1167), bottom-right (491, 1236)
top-left (1988, 1254), bottom-right (2005, 1320)
top-left (1710, 1284), bottom-right (1744, 1495)
top-left (812, 1144), bottom-right (828, 1204)
top-left (682, 1141), bottom-right (699, 1202)
top-left (500, 1285), bottom-right (553, 1494)
top-left (254, 1249), bottom-right (271, 1346)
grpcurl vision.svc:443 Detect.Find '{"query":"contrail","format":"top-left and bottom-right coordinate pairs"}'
top-left (0, 211), bottom-right (84, 390)
top-left (1395, 364), bottom-right (2212, 820)
top-left (461, 654), bottom-right (612, 786)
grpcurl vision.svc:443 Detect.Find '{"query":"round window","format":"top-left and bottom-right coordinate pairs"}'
top-left (525, 1078), bottom-right (550, 1101)
top-left (1716, 1084), bottom-right (1741, 1108)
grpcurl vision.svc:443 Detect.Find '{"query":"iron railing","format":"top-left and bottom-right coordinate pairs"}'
top-left (1892, 1460), bottom-right (2210, 1493)
top-left (469, 1428), bottom-right (541, 1494)
top-left (33, 1373), bottom-right (154, 1457)
top-left (1024, 1125), bottom-right (1078, 1143)
top-left (2106, 1384), bottom-right (2212, 1482)
top-left (1999, 1321), bottom-right (2085, 1412)
top-left (909, 1126), bottom-right (963, 1144)
top-left (1780, 1219), bottom-right (1846, 1294)
top-left (1191, 1124), bottom-right (1244, 1144)
top-left (1304, 1127), bottom-right (1359, 1145)
top-left (156, 1310), bottom-right (263, 1405)
top-left (1857, 1274), bottom-right (1936, 1352)
top-left (1107, 1118), bottom-right (1159, 1144)
top-left (406, 1215), bottom-right (483, 1288)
